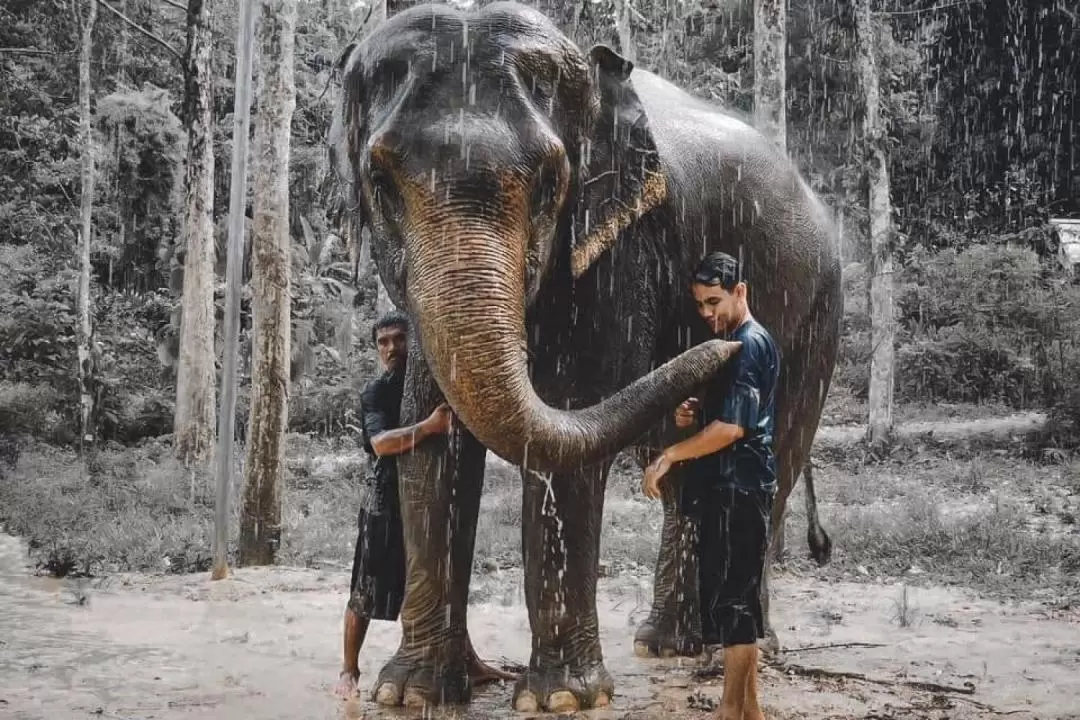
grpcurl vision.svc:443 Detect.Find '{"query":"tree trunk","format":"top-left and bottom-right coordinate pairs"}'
top-left (856, 0), bottom-right (895, 444)
top-left (753, 0), bottom-right (788, 558)
top-left (175, 0), bottom-right (217, 469)
top-left (239, 0), bottom-right (297, 567)
top-left (615, 0), bottom-right (636, 65)
top-left (211, 0), bottom-right (257, 580)
top-left (753, 0), bottom-right (786, 149)
top-left (75, 0), bottom-right (97, 454)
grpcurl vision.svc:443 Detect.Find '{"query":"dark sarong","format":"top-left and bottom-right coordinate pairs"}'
top-left (697, 485), bottom-right (772, 647)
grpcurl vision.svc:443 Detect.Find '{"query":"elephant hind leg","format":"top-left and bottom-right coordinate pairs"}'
top-left (514, 462), bottom-right (615, 713)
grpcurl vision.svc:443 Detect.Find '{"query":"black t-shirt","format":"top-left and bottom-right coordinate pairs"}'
top-left (359, 367), bottom-right (404, 515)
top-left (686, 316), bottom-right (780, 499)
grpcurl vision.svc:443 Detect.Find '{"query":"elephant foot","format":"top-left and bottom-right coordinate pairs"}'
top-left (632, 618), bottom-right (703, 659)
top-left (512, 662), bottom-right (615, 713)
top-left (372, 646), bottom-right (470, 709)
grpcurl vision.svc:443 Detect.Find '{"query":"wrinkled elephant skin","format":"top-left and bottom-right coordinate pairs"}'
top-left (329, 2), bottom-right (841, 712)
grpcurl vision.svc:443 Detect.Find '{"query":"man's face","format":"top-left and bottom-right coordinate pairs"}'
top-left (692, 282), bottom-right (746, 335)
top-left (375, 324), bottom-right (408, 372)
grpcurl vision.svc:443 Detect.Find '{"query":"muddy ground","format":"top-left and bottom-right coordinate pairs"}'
top-left (2, 532), bottom-right (1078, 720)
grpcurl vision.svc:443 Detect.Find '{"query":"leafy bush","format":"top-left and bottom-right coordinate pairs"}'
top-left (834, 243), bottom-right (1080, 423)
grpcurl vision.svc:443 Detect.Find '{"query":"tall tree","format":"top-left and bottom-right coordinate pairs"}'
top-left (615, 0), bottom-right (636, 65)
top-left (753, 0), bottom-right (786, 149)
top-left (174, 0), bottom-right (218, 468)
top-left (75, 0), bottom-right (97, 453)
top-left (856, 0), bottom-right (895, 443)
top-left (753, 0), bottom-right (789, 559)
top-left (239, 0), bottom-right (298, 566)
top-left (211, 0), bottom-right (257, 580)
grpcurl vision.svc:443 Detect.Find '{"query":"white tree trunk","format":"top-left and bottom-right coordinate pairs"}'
top-left (856, 0), bottom-right (896, 444)
top-left (753, 0), bottom-right (787, 150)
top-left (240, 0), bottom-right (297, 567)
top-left (616, 0), bottom-right (636, 65)
top-left (175, 0), bottom-right (218, 468)
top-left (76, 0), bottom-right (97, 453)
top-left (753, 0), bottom-right (789, 559)
top-left (211, 0), bottom-right (257, 581)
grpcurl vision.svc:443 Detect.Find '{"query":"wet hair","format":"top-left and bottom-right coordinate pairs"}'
top-left (371, 309), bottom-right (409, 345)
top-left (692, 251), bottom-right (744, 292)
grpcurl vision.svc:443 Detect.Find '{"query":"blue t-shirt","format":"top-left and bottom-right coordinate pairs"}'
top-left (685, 316), bottom-right (780, 500)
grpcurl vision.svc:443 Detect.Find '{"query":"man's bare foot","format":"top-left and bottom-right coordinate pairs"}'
top-left (467, 654), bottom-right (516, 685)
top-left (333, 669), bottom-right (360, 699)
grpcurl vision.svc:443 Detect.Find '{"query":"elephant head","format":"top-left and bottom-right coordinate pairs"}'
top-left (330, 2), bottom-right (738, 471)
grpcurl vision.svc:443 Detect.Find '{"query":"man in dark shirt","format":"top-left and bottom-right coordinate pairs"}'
top-left (643, 251), bottom-right (779, 720)
top-left (334, 310), bottom-right (512, 698)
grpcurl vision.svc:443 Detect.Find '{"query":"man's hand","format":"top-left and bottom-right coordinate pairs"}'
top-left (642, 452), bottom-right (673, 500)
top-left (423, 403), bottom-right (454, 435)
top-left (674, 397), bottom-right (699, 428)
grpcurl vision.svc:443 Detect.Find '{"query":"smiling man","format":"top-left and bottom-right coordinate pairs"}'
top-left (643, 251), bottom-right (780, 720)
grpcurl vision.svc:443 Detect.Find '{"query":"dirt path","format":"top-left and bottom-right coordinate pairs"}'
top-left (2, 532), bottom-right (1078, 720)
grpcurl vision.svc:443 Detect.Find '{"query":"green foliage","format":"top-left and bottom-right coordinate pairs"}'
top-left (834, 243), bottom-right (1080, 430)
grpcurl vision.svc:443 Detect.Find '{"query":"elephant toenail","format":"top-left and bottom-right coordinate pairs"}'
top-left (594, 691), bottom-right (611, 707)
top-left (514, 690), bottom-right (540, 712)
top-left (547, 690), bottom-right (579, 713)
top-left (374, 683), bottom-right (401, 706)
top-left (402, 688), bottom-right (428, 708)
top-left (633, 641), bottom-right (654, 658)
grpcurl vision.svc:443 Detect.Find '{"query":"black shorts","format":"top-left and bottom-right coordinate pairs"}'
top-left (347, 507), bottom-right (405, 621)
top-left (697, 485), bottom-right (773, 647)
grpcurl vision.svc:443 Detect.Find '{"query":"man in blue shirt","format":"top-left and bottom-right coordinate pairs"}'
top-left (644, 251), bottom-right (779, 720)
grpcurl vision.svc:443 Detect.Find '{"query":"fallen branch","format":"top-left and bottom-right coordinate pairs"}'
top-left (775, 661), bottom-right (976, 695)
top-left (815, 412), bottom-right (1048, 448)
top-left (784, 641), bottom-right (888, 653)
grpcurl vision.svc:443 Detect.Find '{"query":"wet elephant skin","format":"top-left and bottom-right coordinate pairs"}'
top-left (329, 2), bottom-right (842, 712)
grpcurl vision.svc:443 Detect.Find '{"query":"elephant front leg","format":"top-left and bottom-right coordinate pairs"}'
top-left (633, 462), bottom-right (703, 658)
top-left (514, 464), bottom-right (615, 713)
top-left (373, 357), bottom-right (486, 708)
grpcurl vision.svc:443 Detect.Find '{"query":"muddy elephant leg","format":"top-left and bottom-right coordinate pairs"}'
top-left (631, 457), bottom-right (702, 659)
top-left (373, 345), bottom-right (486, 708)
top-left (513, 462), bottom-right (614, 713)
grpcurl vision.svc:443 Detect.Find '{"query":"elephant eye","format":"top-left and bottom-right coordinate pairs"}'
top-left (530, 160), bottom-right (558, 214)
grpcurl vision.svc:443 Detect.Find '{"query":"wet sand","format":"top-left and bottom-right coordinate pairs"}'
top-left (2, 532), bottom-right (1078, 719)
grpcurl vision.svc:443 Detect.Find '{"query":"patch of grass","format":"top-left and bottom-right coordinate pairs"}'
top-left (0, 439), bottom-right (220, 576)
top-left (0, 435), bottom-right (370, 577)
top-left (783, 445), bottom-right (1080, 604)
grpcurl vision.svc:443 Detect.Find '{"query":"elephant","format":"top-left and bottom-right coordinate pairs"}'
top-left (328, 2), bottom-right (841, 712)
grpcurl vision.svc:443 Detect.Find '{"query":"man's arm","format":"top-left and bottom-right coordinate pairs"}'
top-left (369, 407), bottom-right (448, 457)
top-left (662, 351), bottom-right (764, 466)
top-left (662, 418), bottom-right (745, 464)
top-left (361, 379), bottom-right (452, 458)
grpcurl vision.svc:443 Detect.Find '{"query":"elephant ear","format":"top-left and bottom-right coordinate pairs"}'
top-left (570, 45), bottom-right (668, 279)
top-left (328, 42), bottom-right (371, 284)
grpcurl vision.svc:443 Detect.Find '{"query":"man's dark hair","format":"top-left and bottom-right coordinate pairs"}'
top-left (371, 309), bottom-right (409, 345)
top-left (692, 251), bottom-right (744, 291)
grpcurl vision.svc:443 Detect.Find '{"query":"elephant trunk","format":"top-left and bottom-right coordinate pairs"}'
top-left (406, 215), bottom-right (740, 473)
